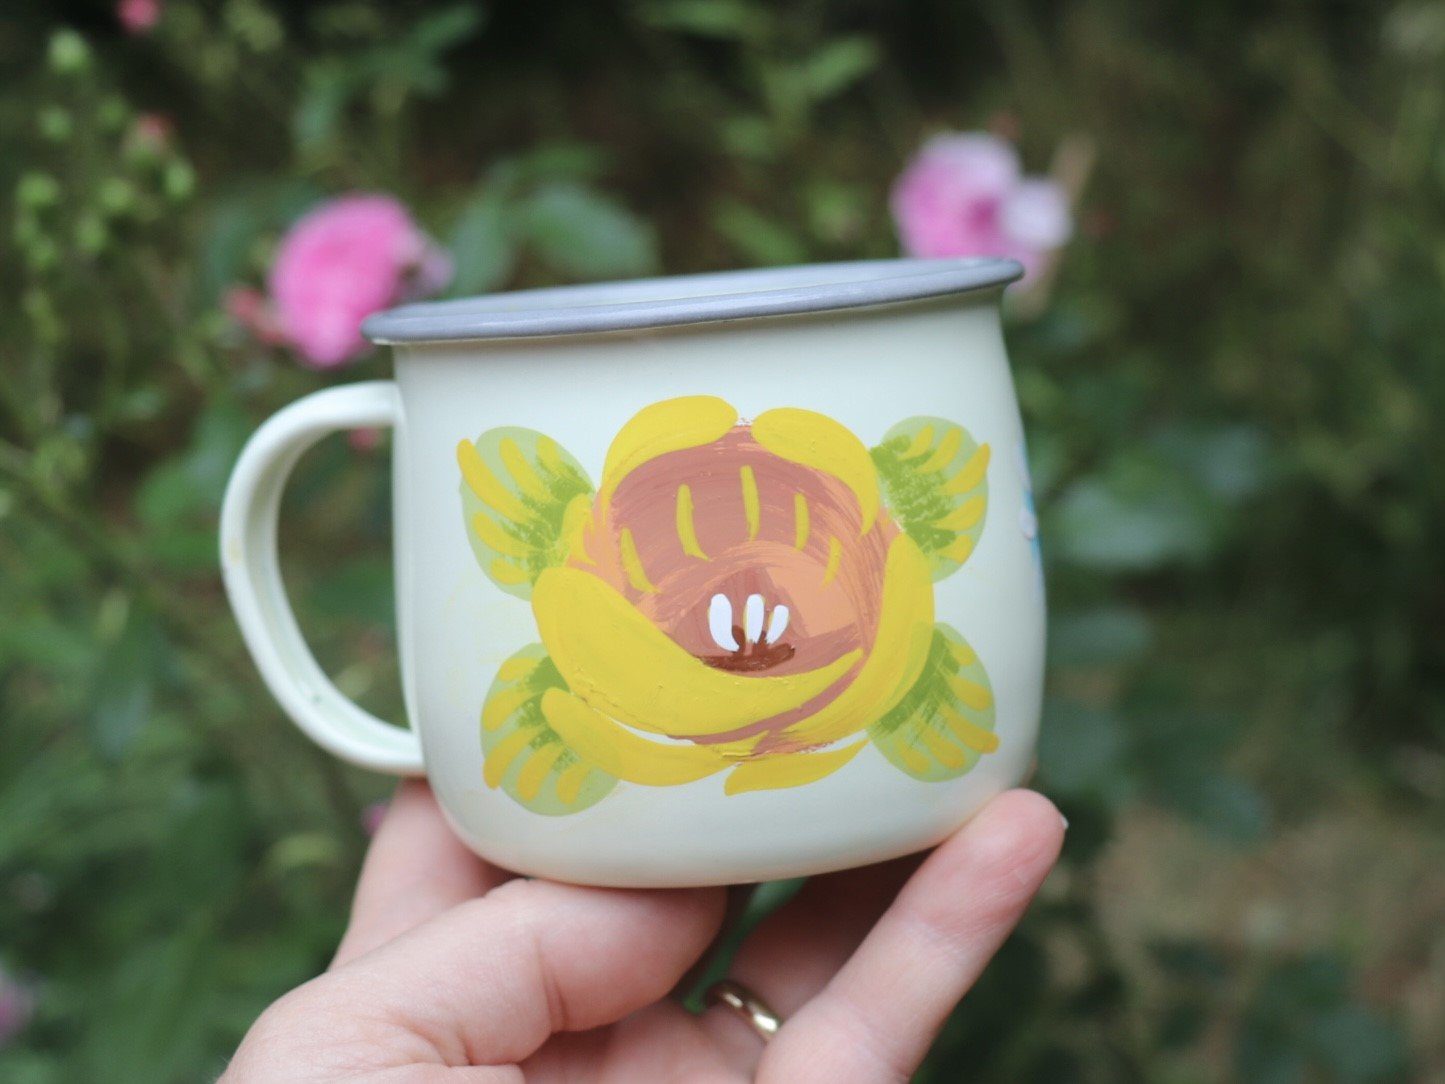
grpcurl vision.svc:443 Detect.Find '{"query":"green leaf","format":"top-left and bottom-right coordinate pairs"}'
top-left (458, 426), bottom-right (594, 600)
top-left (448, 188), bottom-right (515, 296)
top-left (1048, 607), bottom-right (1152, 666)
top-left (521, 183), bottom-right (659, 280)
top-left (872, 417), bottom-right (990, 581)
top-left (87, 609), bottom-right (165, 760)
top-left (712, 200), bottom-right (806, 264)
top-left (1050, 460), bottom-right (1219, 572)
top-left (1036, 699), bottom-right (1130, 803)
top-left (479, 645), bottom-right (617, 815)
top-left (870, 624), bottom-right (998, 781)
top-left (797, 37), bottom-right (880, 101)
top-left (639, 0), bottom-right (770, 39)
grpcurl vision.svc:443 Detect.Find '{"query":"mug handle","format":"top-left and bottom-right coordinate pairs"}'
top-left (219, 380), bottom-right (425, 775)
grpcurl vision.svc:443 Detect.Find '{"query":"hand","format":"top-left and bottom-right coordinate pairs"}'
top-left (223, 782), bottom-right (1064, 1082)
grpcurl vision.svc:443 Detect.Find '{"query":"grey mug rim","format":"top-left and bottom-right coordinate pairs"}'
top-left (362, 257), bottom-right (1023, 345)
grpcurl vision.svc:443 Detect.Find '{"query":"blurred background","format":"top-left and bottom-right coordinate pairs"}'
top-left (2, 1), bottom-right (1443, 1080)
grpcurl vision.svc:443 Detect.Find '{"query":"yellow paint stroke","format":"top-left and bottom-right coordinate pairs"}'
top-left (473, 512), bottom-right (530, 559)
top-left (560, 494), bottom-right (595, 565)
top-left (516, 743), bottom-right (564, 801)
top-left (793, 492), bottom-right (810, 550)
top-left (618, 527), bottom-right (659, 594)
top-left (458, 440), bottom-right (529, 522)
top-left (497, 654), bottom-right (539, 682)
top-left (541, 689), bottom-right (729, 785)
top-left (900, 425), bottom-right (935, 460)
top-left (918, 427), bottom-right (963, 473)
top-left (482, 684), bottom-right (535, 731)
top-left (724, 738), bottom-right (867, 795)
top-left (483, 728), bottom-right (534, 788)
top-left (535, 434), bottom-right (567, 477)
top-left (554, 762), bottom-right (591, 805)
top-left (753, 407), bottom-right (880, 532)
top-left (948, 673), bottom-right (993, 712)
top-left (675, 484), bottom-right (708, 559)
top-left (489, 558), bottom-right (530, 586)
top-left (943, 443), bottom-right (991, 494)
top-left (499, 437), bottom-right (550, 501)
top-left (920, 728), bottom-right (967, 770)
top-left (932, 496), bottom-right (986, 532)
top-left (946, 638), bottom-right (978, 667)
top-left (781, 536), bottom-right (935, 747)
top-left (940, 703), bottom-right (1000, 753)
top-left (599, 396), bottom-right (737, 504)
top-left (532, 567), bottom-right (862, 738)
top-left (939, 535), bottom-right (975, 565)
top-left (895, 741), bottom-right (932, 775)
top-left (822, 536), bottom-right (843, 586)
top-left (740, 465), bottom-right (760, 540)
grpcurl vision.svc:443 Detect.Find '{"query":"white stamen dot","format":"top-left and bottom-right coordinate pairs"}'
top-left (708, 594), bottom-right (740, 652)
top-left (744, 593), bottom-right (765, 644)
top-left (765, 604), bottom-right (790, 644)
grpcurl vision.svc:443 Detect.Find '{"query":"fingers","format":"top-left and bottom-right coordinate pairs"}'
top-left (697, 858), bottom-right (919, 1068)
top-left (333, 782), bottom-right (508, 968)
top-left (758, 790), bottom-right (1064, 1084)
top-left (325, 878), bottom-right (727, 1067)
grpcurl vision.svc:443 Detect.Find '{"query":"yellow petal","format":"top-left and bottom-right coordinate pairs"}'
top-left (943, 443), bottom-right (991, 494)
top-left (599, 396), bottom-right (737, 504)
top-left (723, 738), bottom-right (867, 795)
top-left (458, 440), bottom-right (528, 522)
top-left (516, 743), bottom-right (564, 800)
top-left (931, 495), bottom-right (986, 532)
top-left (499, 436), bottom-right (550, 501)
top-left (472, 511), bottom-right (530, 559)
top-left (532, 568), bottom-right (862, 738)
top-left (918, 427), bottom-right (963, 473)
top-left (482, 684), bottom-right (535, 731)
top-left (540, 689), bottom-right (729, 786)
top-left (753, 407), bottom-right (880, 533)
top-left (483, 728), bottom-right (534, 788)
top-left (781, 536), bottom-right (935, 747)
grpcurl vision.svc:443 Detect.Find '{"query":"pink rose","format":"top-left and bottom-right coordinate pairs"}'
top-left (266, 195), bottom-right (452, 369)
top-left (118, 0), bottom-right (161, 34)
top-left (891, 132), bottom-right (1072, 282)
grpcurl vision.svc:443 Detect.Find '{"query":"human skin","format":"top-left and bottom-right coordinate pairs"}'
top-left (222, 783), bottom-right (1064, 1083)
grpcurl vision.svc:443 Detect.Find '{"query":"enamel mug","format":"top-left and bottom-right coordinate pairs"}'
top-left (220, 258), bottom-right (1045, 887)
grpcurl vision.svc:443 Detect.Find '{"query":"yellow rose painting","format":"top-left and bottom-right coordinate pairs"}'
top-left (456, 396), bottom-right (1000, 815)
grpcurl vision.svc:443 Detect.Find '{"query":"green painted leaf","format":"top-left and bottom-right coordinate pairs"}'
top-left (872, 416), bottom-right (990, 581)
top-left (458, 426), bottom-right (594, 600)
top-left (869, 624), bottom-right (998, 782)
top-left (480, 644), bottom-right (617, 816)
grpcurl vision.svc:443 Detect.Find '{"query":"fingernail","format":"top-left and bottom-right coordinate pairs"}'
top-left (1059, 813), bottom-right (1070, 830)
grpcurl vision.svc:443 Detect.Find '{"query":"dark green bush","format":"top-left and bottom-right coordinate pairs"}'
top-left (1, 1), bottom-right (1440, 1079)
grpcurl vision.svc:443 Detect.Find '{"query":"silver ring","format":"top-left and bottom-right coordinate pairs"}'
top-left (705, 979), bottom-right (782, 1043)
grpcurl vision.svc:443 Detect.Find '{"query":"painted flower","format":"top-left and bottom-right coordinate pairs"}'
top-left (118, 0), bottom-right (162, 34)
top-left (457, 397), bottom-right (1004, 814)
top-left (891, 132), bottom-right (1071, 282)
top-left (0, 965), bottom-right (35, 1047)
top-left (265, 195), bottom-right (452, 369)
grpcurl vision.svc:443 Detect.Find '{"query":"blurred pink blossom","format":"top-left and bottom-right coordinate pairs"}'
top-left (118, 0), bottom-right (162, 34)
top-left (360, 800), bottom-right (388, 836)
top-left (348, 427), bottom-right (383, 454)
top-left (891, 132), bottom-right (1072, 282)
top-left (129, 112), bottom-right (172, 151)
top-left (0, 965), bottom-right (35, 1047)
top-left (266, 195), bottom-right (452, 369)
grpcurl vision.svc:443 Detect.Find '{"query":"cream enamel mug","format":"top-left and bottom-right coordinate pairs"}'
top-left (220, 257), bottom-right (1045, 887)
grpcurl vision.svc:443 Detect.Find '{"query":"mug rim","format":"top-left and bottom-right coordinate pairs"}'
top-left (363, 257), bottom-right (1022, 345)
